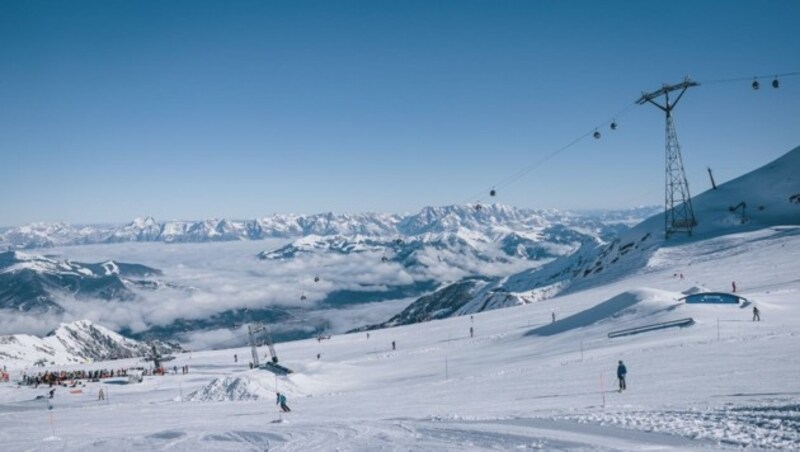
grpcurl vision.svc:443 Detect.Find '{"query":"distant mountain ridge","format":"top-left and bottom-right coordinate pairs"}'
top-left (0, 250), bottom-right (165, 313)
top-left (0, 205), bottom-right (660, 250)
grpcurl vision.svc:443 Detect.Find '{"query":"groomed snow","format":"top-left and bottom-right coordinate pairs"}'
top-left (1, 224), bottom-right (798, 450)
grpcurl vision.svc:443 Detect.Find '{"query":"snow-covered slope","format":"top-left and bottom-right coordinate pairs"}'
top-left (1, 221), bottom-right (798, 450)
top-left (370, 145), bottom-right (800, 326)
top-left (0, 319), bottom-right (180, 367)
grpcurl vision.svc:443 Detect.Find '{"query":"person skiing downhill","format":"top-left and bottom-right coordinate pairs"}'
top-left (276, 392), bottom-right (290, 412)
top-left (753, 306), bottom-right (761, 321)
top-left (617, 361), bottom-right (627, 392)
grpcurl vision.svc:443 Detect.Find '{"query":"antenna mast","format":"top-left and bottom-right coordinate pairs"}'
top-left (637, 77), bottom-right (699, 237)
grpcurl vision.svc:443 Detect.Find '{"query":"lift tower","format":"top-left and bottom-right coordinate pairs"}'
top-left (637, 78), bottom-right (699, 237)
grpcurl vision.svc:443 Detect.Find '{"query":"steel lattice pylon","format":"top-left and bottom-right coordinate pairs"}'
top-left (638, 78), bottom-right (699, 237)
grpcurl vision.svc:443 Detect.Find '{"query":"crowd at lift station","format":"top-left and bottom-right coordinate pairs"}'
top-left (20, 368), bottom-right (136, 387)
top-left (16, 365), bottom-right (193, 388)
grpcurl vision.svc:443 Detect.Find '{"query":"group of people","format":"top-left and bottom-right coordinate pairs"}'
top-left (20, 368), bottom-right (131, 387)
top-left (172, 365), bottom-right (190, 374)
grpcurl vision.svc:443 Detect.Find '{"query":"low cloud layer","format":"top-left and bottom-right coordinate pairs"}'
top-left (0, 237), bottom-right (542, 342)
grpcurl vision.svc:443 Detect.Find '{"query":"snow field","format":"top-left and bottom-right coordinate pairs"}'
top-left (0, 226), bottom-right (799, 450)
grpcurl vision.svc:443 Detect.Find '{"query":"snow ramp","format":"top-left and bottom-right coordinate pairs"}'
top-left (526, 289), bottom-right (680, 337)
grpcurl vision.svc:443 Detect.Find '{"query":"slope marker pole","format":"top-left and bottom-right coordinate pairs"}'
top-left (48, 412), bottom-right (56, 437)
top-left (600, 373), bottom-right (606, 409)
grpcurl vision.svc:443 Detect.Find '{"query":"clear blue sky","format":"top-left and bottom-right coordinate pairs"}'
top-left (1, 0), bottom-right (798, 226)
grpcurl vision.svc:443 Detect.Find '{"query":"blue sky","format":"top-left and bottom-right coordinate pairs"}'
top-left (1, 0), bottom-right (798, 226)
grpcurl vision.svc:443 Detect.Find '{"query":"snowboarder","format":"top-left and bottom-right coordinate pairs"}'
top-left (617, 360), bottom-right (627, 392)
top-left (392, 341), bottom-right (396, 351)
top-left (753, 306), bottom-right (761, 322)
top-left (98, 388), bottom-right (105, 400)
top-left (470, 326), bottom-right (474, 338)
top-left (732, 281), bottom-right (737, 293)
top-left (276, 392), bottom-right (290, 412)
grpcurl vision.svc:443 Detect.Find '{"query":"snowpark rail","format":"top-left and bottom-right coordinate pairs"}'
top-left (608, 318), bottom-right (695, 338)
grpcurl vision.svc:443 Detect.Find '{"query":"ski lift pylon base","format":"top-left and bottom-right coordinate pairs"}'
top-left (261, 361), bottom-right (293, 375)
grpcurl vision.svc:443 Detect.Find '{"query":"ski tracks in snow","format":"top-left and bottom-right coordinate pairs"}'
top-left (566, 399), bottom-right (800, 449)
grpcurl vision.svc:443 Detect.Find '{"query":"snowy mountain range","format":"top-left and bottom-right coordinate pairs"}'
top-left (0, 251), bottom-right (167, 313)
top-left (0, 205), bottom-right (654, 346)
top-left (362, 145), bottom-right (800, 329)
top-left (0, 319), bottom-right (180, 368)
top-left (0, 205), bottom-right (657, 250)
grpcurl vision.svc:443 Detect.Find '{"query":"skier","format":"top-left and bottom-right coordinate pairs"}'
top-left (392, 341), bottom-right (396, 351)
top-left (732, 281), bottom-right (737, 293)
top-left (617, 360), bottom-right (627, 392)
top-left (276, 392), bottom-right (291, 412)
top-left (234, 354), bottom-right (238, 363)
top-left (49, 388), bottom-right (56, 399)
top-left (470, 326), bottom-right (474, 338)
top-left (753, 306), bottom-right (761, 322)
top-left (98, 388), bottom-right (105, 400)
top-left (552, 312), bottom-right (556, 323)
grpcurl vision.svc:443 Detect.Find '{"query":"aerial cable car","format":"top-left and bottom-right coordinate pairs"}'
top-left (490, 187), bottom-right (496, 197)
top-left (752, 79), bottom-right (760, 90)
top-left (772, 77), bottom-right (780, 89)
top-left (381, 255), bottom-right (388, 263)
top-left (474, 203), bottom-right (483, 211)
top-left (610, 121), bottom-right (618, 130)
top-left (593, 130), bottom-right (601, 139)
top-left (314, 275), bottom-right (320, 283)
top-left (300, 293), bottom-right (307, 301)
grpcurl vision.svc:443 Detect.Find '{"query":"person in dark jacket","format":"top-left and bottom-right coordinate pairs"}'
top-left (753, 306), bottom-right (761, 321)
top-left (276, 392), bottom-right (290, 412)
top-left (617, 361), bottom-right (627, 392)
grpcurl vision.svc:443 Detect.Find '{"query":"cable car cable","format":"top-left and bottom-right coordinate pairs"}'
top-left (461, 68), bottom-right (799, 207)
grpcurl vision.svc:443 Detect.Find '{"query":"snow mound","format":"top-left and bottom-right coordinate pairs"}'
top-left (682, 285), bottom-right (712, 295)
top-left (187, 373), bottom-right (277, 402)
top-left (527, 288), bottom-right (680, 337)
